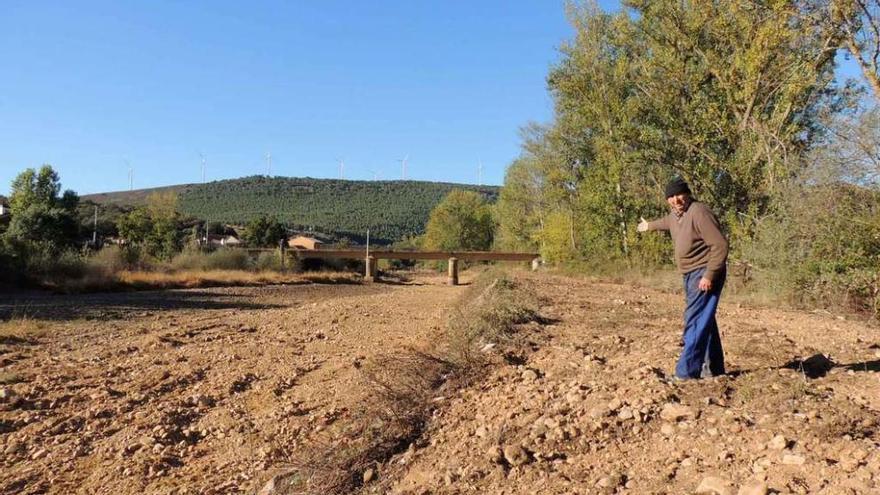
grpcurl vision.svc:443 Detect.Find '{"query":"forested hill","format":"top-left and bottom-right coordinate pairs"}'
top-left (85, 176), bottom-right (499, 243)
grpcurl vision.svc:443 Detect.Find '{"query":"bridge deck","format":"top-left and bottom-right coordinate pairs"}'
top-left (289, 249), bottom-right (539, 262)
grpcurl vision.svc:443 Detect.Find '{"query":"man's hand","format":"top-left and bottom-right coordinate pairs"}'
top-left (636, 216), bottom-right (649, 233)
top-left (698, 277), bottom-right (712, 292)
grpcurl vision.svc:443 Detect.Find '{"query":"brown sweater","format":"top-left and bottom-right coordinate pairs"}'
top-left (647, 201), bottom-right (728, 281)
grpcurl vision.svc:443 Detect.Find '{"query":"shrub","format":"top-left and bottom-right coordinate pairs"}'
top-left (254, 251), bottom-right (283, 271)
top-left (202, 249), bottom-right (251, 271)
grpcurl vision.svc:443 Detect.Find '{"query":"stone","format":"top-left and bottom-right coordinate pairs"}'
top-left (618, 407), bottom-right (634, 421)
top-left (363, 468), bottom-right (375, 483)
top-left (502, 444), bottom-right (530, 466)
top-left (695, 475), bottom-right (733, 495)
top-left (607, 398), bottom-right (622, 411)
top-left (521, 369), bottom-right (538, 382)
top-left (768, 434), bottom-right (787, 450)
top-left (737, 480), bottom-right (769, 495)
top-left (661, 423), bottom-right (675, 436)
top-left (782, 454), bottom-right (806, 465)
top-left (487, 446), bottom-right (504, 464)
top-left (660, 403), bottom-right (694, 422)
top-left (257, 470), bottom-right (301, 495)
top-left (0, 387), bottom-right (14, 402)
top-left (597, 471), bottom-right (624, 489)
top-left (4, 441), bottom-right (23, 455)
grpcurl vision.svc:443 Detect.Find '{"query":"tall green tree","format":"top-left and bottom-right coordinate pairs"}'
top-left (4, 165), bottom-right (79, 250)
top-left (243, 215), bottom-right (286, 247)
top-left (423, 190), bottom-right (494, 251)
top-left (116, 192), bottom-right (183, 260)
top-left (500, 0), bottom-right (843, 266)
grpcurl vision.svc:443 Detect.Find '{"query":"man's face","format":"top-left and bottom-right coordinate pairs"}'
top-left (667, 192), bottom-right (690, 215)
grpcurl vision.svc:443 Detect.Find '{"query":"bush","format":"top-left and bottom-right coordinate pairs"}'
top-left (202, 249), bottom-right (251, 271)
top-left (87, 246), bottom-right (134, 273)
top-left (23, 247), bottom-right (87, 283)
top-left (445, 270), bottom-right (539, 368)
top-left (254, 251), bottom-right (283, 271)
top-left (170, 249), bottom-right (252, 271)
top-left (746, 182), bottom-right (880, 317)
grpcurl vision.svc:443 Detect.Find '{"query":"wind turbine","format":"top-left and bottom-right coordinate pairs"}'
top-left (265, 151), bottom-right (272, 176)
top-left (337, 157), bottom-right (345, 180)
top-left (478, 160), bottom-right (483, 186)
top-left (125, 159), bottom-right (133, 191)
top-left (398, 154), bottom-right (409, 180)
top-left (199, 153), bottom-right (207, 183)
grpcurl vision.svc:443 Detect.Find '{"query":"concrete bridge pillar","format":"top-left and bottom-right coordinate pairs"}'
top-left (365, 256), bottom-right (376, 282)
top-left (447, 257), bottom-right (459, 286)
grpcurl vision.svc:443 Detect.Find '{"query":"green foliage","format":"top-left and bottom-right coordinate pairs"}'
top-left (4, 165), bottom-right (80, 252)
top-left (423, 190), bottom-right (494, 252)
top-left (501, 1), bottom-right (841, 266)
top-left (75, 200), bottom-right (128, 241)
top-left (116, 193), bottom-right (183, 261)
top-left (494, 157), bottom-right (544, 251)
top-left (243, 215), bottom-right (285, 247)
top-left (171, 249), bottom-right (252, 271)
top-left (173, 176), bottom-right (498, 244)
top-left (254, 251), bottom-right (284, 271)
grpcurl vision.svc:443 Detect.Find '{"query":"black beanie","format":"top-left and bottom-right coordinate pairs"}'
top-left (665, 177), bottom-right (691, 198)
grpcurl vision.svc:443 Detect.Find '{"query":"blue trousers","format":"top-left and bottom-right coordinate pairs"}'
top-left (675, 267), bottom-right (726, 379)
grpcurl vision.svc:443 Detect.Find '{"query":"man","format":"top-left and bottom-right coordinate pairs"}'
top-left (637, 177), bottom-right (729, 380)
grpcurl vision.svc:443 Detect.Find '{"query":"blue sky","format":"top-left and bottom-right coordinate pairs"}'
top-left (0, 1), bottom-right (593, 195)
top-left (0, 1), bottom-right (865, 196)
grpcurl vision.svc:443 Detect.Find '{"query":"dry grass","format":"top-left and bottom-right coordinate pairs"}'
top-left (48, 270), bottom-right (361, 293)
top-left (0, 316), bottom-right (50, 344)
top-left (292, 350), bottom-right (453, 495)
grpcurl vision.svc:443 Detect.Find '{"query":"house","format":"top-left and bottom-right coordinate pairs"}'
top-left (205, 234), bottom-right (242, 247)
top-left (0, 204), bottom-right (8, 217)
top-left (287, 235), bottom-right (324, 250)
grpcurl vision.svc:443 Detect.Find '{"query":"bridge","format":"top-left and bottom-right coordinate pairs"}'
top-left (287, 249), bottom-right (540, 285)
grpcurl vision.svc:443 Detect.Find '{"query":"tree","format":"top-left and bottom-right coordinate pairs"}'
top-left (243, 215), bottom-right (286, 247)
top-left (500, 1), bottom-right (842, 268)
top-left (495, 156), bottom-right (546, 251)
top-left (423, 190), bottom-right (494, 251)
top-left (834, 0), bottom-right (880, 100)
top-left (116, 192), bottom-right (183, 260)
top-left (4, 165), bottom-right (79, 251)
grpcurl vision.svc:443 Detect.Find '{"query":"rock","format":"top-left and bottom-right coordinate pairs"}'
top-left (597, 471), bottom-right (624, 489)
top-left (502, 444), bottom-right (530, 466)
top-left (4, 441), bottom-right (23, 455)
top-left (0, 387), bottom-right (14, 402)
top-left (475, 425), bottom-right (488, 438)
top-left (257, 470), bottom-right (300, 495)
top-left (782, 454), bottom-right (805, 465)
top-left (737, 480), bottom-right (769, 495)
top-left (363, 468), bottom-right (375, 483)
top-left (618, 407), bottom-right (634, 421)
top-left (660, 403), bottom-right (694, 422)
top-left (661, 423), bottom-right (675, 436)
top-left (589, 406), bottom-right (609, 419)
top-left (768, 434), bottom-right (787, 450)
top-left (607, 398), bottom-right (622, 411)
top-left (695, 475), bottom-right (733, 495)
top-left (521, 370), bottom-right (538, 382)
top-left (487, 446), bottom-right (504, 464)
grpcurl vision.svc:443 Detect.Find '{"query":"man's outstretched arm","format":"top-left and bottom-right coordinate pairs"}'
top-left (637, 215), bottom-right (670, 232)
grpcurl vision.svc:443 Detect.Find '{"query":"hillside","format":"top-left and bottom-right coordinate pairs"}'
top-left (84, 176), bottom-right (499, 244)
